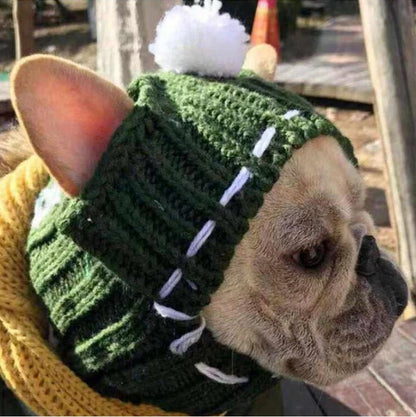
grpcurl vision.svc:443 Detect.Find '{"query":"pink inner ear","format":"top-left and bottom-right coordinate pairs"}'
top-left (13, 57), bottom-right (134, 196)
top-left (38, 78), bottom-right (126, 184)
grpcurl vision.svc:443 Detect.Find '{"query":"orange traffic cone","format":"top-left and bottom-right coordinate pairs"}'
top-left (251, 0), bottom-right (281, 59)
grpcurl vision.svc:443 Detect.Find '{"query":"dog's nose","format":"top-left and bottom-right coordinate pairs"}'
top-left (356, 235), bottom-right (380, 277)
top-left (356, 235), bottom-right (408, 316)
top-left (378, 257), bottom-right (408, 317)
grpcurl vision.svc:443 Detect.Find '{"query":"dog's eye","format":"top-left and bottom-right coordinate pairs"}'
top-left (293, 243), bottom-right (326, 268)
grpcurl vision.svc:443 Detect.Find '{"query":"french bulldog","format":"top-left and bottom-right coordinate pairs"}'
top-left (0, 52), bottom-right (408, 394)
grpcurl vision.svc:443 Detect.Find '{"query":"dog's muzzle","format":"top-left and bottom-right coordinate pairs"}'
top-left (356, 235), bottom-right (408, 316)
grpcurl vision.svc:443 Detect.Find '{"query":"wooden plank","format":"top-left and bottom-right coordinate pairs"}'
top-left (372, 321), bottom-right (416, 365)
top-left (275, 15), bottom-right (374, 104)
top-left (367, 366), bottom-right (416, 415)
top-left (368, 320), bottom-right (416, 414)
top-left (325, 321), bottom-right (416, 416)
top-left (12, 0), bottom-right (34, 60)
top-left (325, 368), bottom-right (410, 416)
top-left (398, 317), bottom-right (416, 340)
top-left (276, 81), bottom-right (374, 105)
top-left (359, 0), bottom-right (416, 294)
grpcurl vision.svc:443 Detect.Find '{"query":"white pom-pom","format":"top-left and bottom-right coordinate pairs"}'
top-left (149, 0), bottom-right (249, 77)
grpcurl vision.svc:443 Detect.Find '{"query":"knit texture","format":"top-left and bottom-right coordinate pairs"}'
top-left (27, 72), bottom-right (357, 414)
top-left (0, 156), bottom-right (182, 416)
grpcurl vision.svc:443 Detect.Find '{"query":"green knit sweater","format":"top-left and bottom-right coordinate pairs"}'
top-left (27, 71), bottom-right (356, 415)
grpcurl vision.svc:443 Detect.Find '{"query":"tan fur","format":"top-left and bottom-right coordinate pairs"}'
top-left (243, 44), bottom-right (278, 81)
top-left (203, 136), bottom-right (395, 386)
top-left (11, 55), bottom-right (133, 196)
top-left (0, 127), bottom-right (33, 177)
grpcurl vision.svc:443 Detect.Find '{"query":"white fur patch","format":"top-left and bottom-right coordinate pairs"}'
top-left (149, 0), bottom-right (249, 77)
top-left (32, 181), bottom-right (62, 228)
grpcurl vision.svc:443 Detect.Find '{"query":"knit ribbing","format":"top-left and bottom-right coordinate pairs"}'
top-left (0, 156), bottom-right (180, 416)
top-left (27, 72), bottom-right (356, 414)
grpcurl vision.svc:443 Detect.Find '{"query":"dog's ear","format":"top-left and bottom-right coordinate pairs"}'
top-left (243, 44), bottom-right (278, 81)
top-left (11, 55), bottom-right (134, 196)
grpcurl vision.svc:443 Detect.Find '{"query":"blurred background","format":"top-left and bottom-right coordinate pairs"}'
top-left (1, 1), bottom-right (416, 415)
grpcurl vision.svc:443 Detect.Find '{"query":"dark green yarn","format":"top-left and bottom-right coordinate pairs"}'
top-left (27, 71), bottom-right (357, 414)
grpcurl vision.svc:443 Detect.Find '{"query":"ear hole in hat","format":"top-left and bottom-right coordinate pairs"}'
top-left (11, 54), bottom-right (134, 196)
top-left (242, 44), bottom-right (278, 81)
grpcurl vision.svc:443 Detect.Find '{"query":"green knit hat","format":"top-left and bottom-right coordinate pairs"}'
top-left (27, 2), bottom-right (357, 415)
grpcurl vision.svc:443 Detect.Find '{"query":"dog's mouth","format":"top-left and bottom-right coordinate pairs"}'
top-left (356, 235), bottom-right (408, 317)
top-left (286, 305), bottom-right (394, 386)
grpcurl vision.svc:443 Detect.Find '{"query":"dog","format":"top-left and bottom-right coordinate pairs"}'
top-left (0, 53), bottom-right (407, 397)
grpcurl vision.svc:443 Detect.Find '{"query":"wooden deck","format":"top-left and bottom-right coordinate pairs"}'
top-left (324, 318), bottom-right (416, 416)
top-left (248, 319), bottom-right (416, 415)
top-left (276, 16), bottom-right (374, 104)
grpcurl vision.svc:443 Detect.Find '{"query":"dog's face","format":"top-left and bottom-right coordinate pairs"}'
top-left (204, 135), bottom-right (408, 386)
top-left (9, 55), bottom-right (407, 388)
